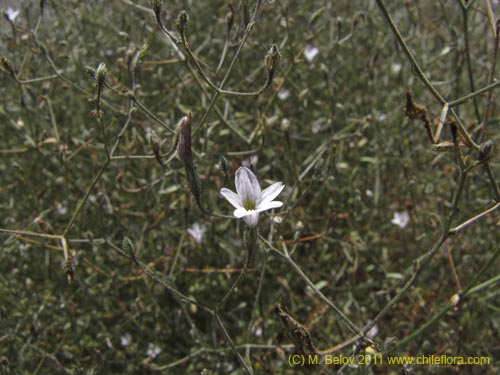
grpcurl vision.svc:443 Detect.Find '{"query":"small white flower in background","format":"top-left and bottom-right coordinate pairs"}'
top-left (366, 324), bottom-right (379, 340)
top-left (375, 112), bottom-right (387, 122)
top-left (220, 167), bottom-right (285, 228)
top-left (187, 222), bottom-right (206, 244)
top-left (304, 44), bottom-right (319, 63)
top-left (105, 337), bottom-right (114, 349)
top-left (391, 210), bottom-right (410, 228)
top-left (242, 155), bottom-right (258, 168)
top-left (120, 333), bottom-right (132, 347)
top-left (278, 88), bottom-right (290, 100)
top-left (391, 62), bottom-right (402, 74)
top-left (439, 45), bottom-right (451, 56)
top-left (56, 201), bottom-right (67, 215)
top-left (253, 326), bottom-right (263, 337)
top-left (5, 7), bottom-right (20, 22)
top-left (311, 120), bottom-right (322, 134)
top-left (147, 343), bottom-right (161, 358)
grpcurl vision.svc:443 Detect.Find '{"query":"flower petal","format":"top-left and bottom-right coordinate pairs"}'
top-left (233, 207), bottom-right (249, 218)
top-left (258, 182), bottom-right (285, 205)
top-left (220, 188), bottom-right (242, 209)
top-left (235, 167), bottom-right (261, 204)
top-left (256, 200), bottom-right (283, 212)
top-left (243, 212), bottom-right (259, 227)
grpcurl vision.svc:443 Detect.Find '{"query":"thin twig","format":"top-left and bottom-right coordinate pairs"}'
top-left (261, 235), bottom-right (363, 336)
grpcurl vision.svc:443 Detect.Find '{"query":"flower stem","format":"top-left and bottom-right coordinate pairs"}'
top-left (217, 227), bottom-right (257, 309)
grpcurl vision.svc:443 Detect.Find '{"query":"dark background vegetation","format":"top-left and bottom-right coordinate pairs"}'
top-left (1, 0), bottom-right (499, 374)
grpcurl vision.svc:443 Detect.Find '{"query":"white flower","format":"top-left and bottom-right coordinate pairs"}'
top-left (278, 88), bottom-right (290, 100)
top-left (56, 201), bottom-right (67, 215)
top-left (5, 7), bottom-right (20, 22)
top-left (253, 326), bottom-right (263, 337)
top-left (391, 62), bottom-right (402, 74)
top-left (304, 44), bottom-right (319, 63)
top-left (220, 167), bottom-right (285, 227)
top-left (376, 112), bottom-right (387, 122)
top-left (187, 222), bottom-right (206, 244)
top-left (391, 210), bottom-right (410, 228)
top-left (311, 120), bottom-right (322, 134)
top-left (120, 333), bottom-right (132, 347)
top-left (366, 323), bottom-right (379, 339)
top-left (147, 343), bottom-right (161, 358)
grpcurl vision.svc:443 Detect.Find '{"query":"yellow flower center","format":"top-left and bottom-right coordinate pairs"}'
top-left (243, 198), bottom-right (256, 211)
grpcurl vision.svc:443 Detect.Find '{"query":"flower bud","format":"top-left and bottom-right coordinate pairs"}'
top-left (293, 221), bottom-right (304, 241)
top-left (132, 40), bottom-right (150, 84)
top-left (95, 63), bottom-right (108, 90)
top-left (176, 11), bottom-right (189, 36)
top-left (122, 237), bottom-right (136, 258)
top-left (0, 57), bottom-right (16, 79)
top-left (479, 139), bottom-right (494, 161)
top-left (177, 113), bottom-right (192, 167)
top-left (149, 130), bottom-right (163, 166)
top-left (226, 4), bottom-right (235, 35)
top-left (265, 44), bottom-right (281, 76)
top-left (84, 65), bottom-right (96, 80)
top-left (219, 154), bottom-right (229, 181)
top-left (150, 0), bottom-right (163, 16)
top-left (449, 293), bottom-right (461, 307)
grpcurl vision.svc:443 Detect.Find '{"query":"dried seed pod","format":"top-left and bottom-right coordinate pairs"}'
top-left (274, 304), bottom-right (317, 355)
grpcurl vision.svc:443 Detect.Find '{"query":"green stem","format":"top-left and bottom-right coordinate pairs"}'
top-left (193, 0), bottom-right (263, 136)
top-left (374, 0), bottom-right (445, 104)
top-left (62, 161), bottom-right (109, 237)
top-left (461, 7), bottom-right (482, 123)
top-left (385, 246), bottom-right (500, 353)
top-left (217, 227), bottom-right (257, 309)
top-left (262, 235), bottom-right (363, 336)
top-left (449, 80), bottom-right (500, 107)
top-left (480, 16), bottom-right (500, 142)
